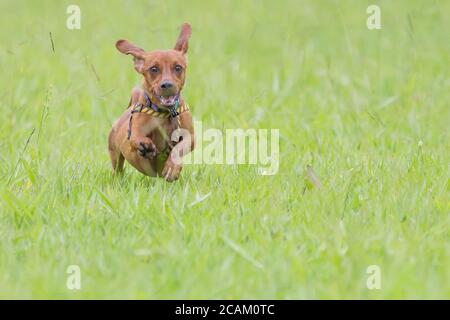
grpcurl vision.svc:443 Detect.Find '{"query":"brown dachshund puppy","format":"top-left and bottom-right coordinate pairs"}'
top-left (108, 23), bottom-right (195, 182)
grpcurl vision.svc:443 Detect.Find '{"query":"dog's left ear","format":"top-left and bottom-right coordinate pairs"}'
top-left (174, 23), bottom-right (192, 55)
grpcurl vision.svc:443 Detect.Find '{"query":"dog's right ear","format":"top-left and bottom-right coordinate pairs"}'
top-left (116, 39), bottom-right (146, 73)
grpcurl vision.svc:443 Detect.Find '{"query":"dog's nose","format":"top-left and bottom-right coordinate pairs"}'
top-left (160, 82), bottom-right (173, 89)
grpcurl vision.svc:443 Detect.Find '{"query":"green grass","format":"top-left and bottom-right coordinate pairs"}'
top-left (0, 0), bottom-right (449, 299)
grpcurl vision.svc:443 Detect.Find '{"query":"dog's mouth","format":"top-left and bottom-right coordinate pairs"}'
top-left (154, 92), bottom-right (180, 107)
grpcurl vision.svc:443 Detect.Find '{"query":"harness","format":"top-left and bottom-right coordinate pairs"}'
top-left (127, 91), bottom-right (189, 140)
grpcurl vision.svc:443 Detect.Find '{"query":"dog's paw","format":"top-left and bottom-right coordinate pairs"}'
top-left (136, 139), bottom-right (157, 159)
top-left (161, 158), bottom-right (182, 182)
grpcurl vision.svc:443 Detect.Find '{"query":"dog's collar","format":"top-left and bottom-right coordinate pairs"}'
top-left (127, 91), bottom-right (189, 140)
top-left (131, 90), bottom-right (188, 119)
top-left (130, 98), bottom-right (188, 119)
top-left (143, 90), bottom-right (181, 115)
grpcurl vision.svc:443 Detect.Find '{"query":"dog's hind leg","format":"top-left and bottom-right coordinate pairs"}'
top-left (111, 151), bottom-right (125, 173)
top-left (108, 129), bottom-right (125, 173)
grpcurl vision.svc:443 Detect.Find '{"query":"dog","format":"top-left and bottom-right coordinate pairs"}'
top-left (108, 23), bottom-right (195, 182)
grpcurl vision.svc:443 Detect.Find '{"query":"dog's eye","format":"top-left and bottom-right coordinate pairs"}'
top-left (149, 66), bottom-right (159, 73)
top-left (174, 65), bottom-right (183, 72)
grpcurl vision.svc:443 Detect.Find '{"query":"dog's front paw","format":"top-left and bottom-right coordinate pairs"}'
top-left (134, 138), bottom-right (157, 159)
top-left (161, 158), bottom-right (182, 182)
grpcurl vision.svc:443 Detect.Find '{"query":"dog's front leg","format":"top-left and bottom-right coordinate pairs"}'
top-left (162, 127), bottom-right (195, 182)
top-left (128, 113), bottom-right (158, 159)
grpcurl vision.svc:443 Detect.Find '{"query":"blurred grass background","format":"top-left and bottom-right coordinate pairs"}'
top-left (0, 0), bottom-right (448, 298)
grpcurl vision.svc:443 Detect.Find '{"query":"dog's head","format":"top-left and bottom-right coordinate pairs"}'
top-left (116, 23), bottom-right (192, 107)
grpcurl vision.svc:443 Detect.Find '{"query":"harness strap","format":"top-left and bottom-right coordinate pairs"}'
top-left (127, 104), bottom-right (144, 140)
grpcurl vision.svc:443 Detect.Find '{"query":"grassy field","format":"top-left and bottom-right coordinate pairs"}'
top-left (0, 0), bottom-right (449, 299)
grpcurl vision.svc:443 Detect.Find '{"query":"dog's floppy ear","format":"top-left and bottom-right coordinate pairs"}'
top-left (116, 39), bottom-right (146, 73)
top-left (173, 23), bottom-right (192, 55)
